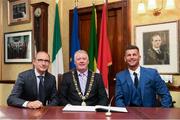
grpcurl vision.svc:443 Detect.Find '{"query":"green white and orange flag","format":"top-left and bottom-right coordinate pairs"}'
top-left (52, 1), bottom-right (64, 81)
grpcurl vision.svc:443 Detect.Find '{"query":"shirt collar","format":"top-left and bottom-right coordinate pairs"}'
top-left (34, 68), bottom-right (45, 77)
top-left (128, 66), bottom-right (140, 75)
top-left (77, 70), bottom-right (88, 77)
top-left (153, 47), bottom-right (160, 51)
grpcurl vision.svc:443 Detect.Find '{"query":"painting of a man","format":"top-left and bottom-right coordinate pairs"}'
top-left (143, 32), bottom-right (169, 65)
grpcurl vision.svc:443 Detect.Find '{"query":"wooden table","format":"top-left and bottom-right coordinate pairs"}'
top-left (0, 106), bottom-right (180, 119)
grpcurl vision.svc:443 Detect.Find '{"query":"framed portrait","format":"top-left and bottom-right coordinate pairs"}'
top-left (4, 30), bottom-right (32, 63)
top-left (8, 0), bottom-right (30, 25)
top-left (135, 21), bottom-right (179, 74)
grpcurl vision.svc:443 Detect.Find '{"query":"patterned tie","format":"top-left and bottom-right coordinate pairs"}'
top-left (79, 73), bottom-right (86, 95)
top-left (133, 72), bottom-right (138, 88)
top-left (38, 76), bottom-right (45, 105)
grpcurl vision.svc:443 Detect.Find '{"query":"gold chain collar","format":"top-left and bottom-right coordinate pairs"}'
top-left (72, 71), bottom-right (95, 101)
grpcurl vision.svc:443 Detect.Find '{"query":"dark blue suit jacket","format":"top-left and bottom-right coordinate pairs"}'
top-left (115, 67), bottom-right (172, 107)
top-left (7, 69), bottom-right (59, 107)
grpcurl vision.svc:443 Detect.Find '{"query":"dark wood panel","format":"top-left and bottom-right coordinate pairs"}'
top-left (31, 2), bottom-right (49, 52)
top-left (79, 14), bottom-right (91, 51)
top-left (167, 83), bottom-right (180, 92)
top-left (0, 80), bottom-right (15, 84)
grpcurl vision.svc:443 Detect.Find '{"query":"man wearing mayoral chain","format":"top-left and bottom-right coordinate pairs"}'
top-left (58, 50), bottom-right (108, 106)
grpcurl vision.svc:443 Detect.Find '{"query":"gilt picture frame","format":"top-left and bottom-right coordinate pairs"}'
top-left (8, 0), bottom-right (30, 25)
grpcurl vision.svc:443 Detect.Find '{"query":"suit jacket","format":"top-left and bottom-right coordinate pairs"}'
top-left (7, 69), bottom-right (58, 107)
top-left (145, 47), bottom-right (169, 65)
top-left (59, 70), bottom-right (108, 106)
top-left (115, 67), bottom-right (172, 107)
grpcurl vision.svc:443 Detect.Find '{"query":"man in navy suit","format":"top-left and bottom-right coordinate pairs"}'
top-left (59, 50), bottom-right (108, 106)
top-left (7, 51), bottom-right (58, 109)
top-left (115, 45), bottom-right (172, 107)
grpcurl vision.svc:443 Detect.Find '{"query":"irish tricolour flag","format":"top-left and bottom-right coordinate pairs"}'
top-left (52, 2), bottom-right (64, 81)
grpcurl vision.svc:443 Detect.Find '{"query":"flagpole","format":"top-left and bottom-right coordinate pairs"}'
top-left (105, 0), bottom-right (108, 31)
top-left (92, 0), bottom-right (95, 5)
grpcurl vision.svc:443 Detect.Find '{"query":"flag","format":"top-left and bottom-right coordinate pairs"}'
top-left (88, 4), bottom-right (98, 72)
top-left (70, 7), bottom-right (80, 69)
top-left (52, 3), bottom-right (64, 80)
top-left (97, 3), bottom-right (112, 91)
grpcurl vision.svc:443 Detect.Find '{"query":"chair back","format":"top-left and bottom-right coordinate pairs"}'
top-left (57, 74), bottom-right (63, 92)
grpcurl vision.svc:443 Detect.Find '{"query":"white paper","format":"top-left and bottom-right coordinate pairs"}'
top-left (62, 104), bottom-right (128, 112)
top-left (63, 105), bottom-right (95, 112)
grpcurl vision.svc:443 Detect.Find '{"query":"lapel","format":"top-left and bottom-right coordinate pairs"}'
top-left (73, 70), bottom-right (82, 94)
top-left (32, 70), bottom-right (38, 97)
top-left (85, 70), bottom-right (92, 94)
top-left (125, 69), bottom-right (133, 97)
top-left (73, 69), bottom-right (91, 96)
top-left (44, 72), bottom-right (48, 97)
top-left (139, 67), bottom-right (146, 98)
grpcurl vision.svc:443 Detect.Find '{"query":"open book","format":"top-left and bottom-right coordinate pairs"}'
top-left (95, 105), bottom-right (127, 112)
top-left (62, 104), bottom-right (127, 112)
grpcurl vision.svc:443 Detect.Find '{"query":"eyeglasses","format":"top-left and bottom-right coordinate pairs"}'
top-left (37, 59), bottom-right (50, 63)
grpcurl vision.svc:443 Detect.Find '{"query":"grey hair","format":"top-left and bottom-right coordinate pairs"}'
top-left (74, 50), bottom-right (89, 62)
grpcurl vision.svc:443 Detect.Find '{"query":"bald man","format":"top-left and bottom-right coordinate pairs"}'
top-left (7, 51), bottom-right (59, 109)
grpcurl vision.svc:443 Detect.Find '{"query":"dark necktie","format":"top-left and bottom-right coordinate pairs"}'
top-left (133, 72), bottom-right (138, 88)
top-left (157, 50), bottom-right (161, 54)
top-left (38, 76), bottom-right (45, 105)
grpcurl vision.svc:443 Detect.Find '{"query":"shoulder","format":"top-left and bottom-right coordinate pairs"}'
top-left (62, 70), bottom-right (74, 81)
top-left (140, 67), bottom-right (159, 77)
top-left (141, 67), bottom-right (158, 73)
top-left (147, 48), bottom-right (154, 52)
top-left (87, 70), bottom-right (102, 78)
top-left (18, 69), bottom-right (34, 77)
top-left (94, 73), bottom-right (102, 80)
top-left (16, 69), bottom-right (35, 83)
top-left (45, 71), bottom-right (55, 79)
top-left (147, 48), bottom-right (156, 55)
top-left (116, 69), bottom-right (128, 77)
top-left (63, 70), bottom-right (73, 77)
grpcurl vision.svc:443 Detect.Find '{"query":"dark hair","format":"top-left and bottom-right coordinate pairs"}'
top-left (125, 45), bottom-right (139, 52)
top-left (151, 33), bottom-right (161, 41)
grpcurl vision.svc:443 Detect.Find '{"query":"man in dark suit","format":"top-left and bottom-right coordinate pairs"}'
top-left (115, 45), bottom-right (172, 107)
top-left (59, 50), bottom-right (108, 106)
top-left (7, 51), bottom-right (58, 109)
